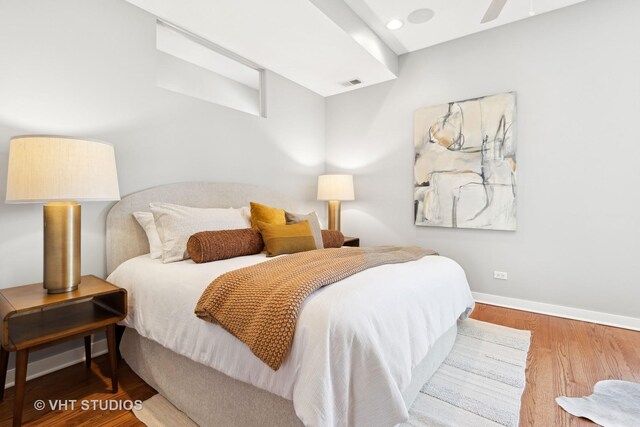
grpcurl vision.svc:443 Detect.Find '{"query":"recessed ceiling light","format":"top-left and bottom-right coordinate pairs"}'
top-left (408, 8), bottom-right (435, 25)
top-left (386, 19), bottom-right (404, 30)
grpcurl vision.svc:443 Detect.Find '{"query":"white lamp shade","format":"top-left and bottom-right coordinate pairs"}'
top-left (5, 135), bottom-right (120, 203)
top-left (317, 174), bottom-right (354, 201)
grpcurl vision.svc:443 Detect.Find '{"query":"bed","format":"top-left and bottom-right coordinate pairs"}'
top-left (105, 182), bottom-right (475, 427)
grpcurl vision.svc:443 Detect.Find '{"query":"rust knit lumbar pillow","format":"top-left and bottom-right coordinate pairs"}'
top-left (257, 220), bottom-right (317, 257)
top-left (321, 230), bottom-right (345, 248)
top-left (187, 228), bottom-right (264, 263)
top-left (250, 202), bottom-right (286, 228)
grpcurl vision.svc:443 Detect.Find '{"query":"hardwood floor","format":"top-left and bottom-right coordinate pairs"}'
top-left (0, 354), bottom-right (156, 426)
top-left (0, 303), bottom-right (638, 426)
top-left (471, 304), bottom-right (640, 426)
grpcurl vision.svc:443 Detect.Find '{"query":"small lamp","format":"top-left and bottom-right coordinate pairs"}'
top-left (317, 174), bottom-right (354, 231)
top-left (5, 135), bottom-right (120, 293)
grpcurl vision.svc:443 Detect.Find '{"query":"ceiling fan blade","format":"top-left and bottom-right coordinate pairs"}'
top-left (481, 0), bottom-right (508, 23)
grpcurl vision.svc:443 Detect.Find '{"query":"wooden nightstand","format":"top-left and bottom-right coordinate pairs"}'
top-left (343, 236), bottom-right (360, 247)
top-left (0, 275), bottom-right (126, 426)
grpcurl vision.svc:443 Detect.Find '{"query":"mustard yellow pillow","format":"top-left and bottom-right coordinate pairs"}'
top-left (257, 220), bottom-right (317, 257)
top-left (250, 202), bottom-right (286, 228)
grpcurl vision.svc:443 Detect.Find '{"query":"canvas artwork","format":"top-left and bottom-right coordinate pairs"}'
top-left (414, 92), bottom-right (516, 230)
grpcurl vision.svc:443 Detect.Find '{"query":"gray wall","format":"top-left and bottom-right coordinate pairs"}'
top-left (0, 0), bottom-right (637, 371)
top-left (0, 0), bottom-right (326, 291)
top-left (326, 0), bottom-right (640, 317)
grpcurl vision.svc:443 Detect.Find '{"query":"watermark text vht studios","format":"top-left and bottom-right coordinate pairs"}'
top-left (34, 399), bottom-right (142, 411)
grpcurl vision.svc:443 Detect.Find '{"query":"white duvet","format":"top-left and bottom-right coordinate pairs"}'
top-left (108, 252), bottom-right (474, 427)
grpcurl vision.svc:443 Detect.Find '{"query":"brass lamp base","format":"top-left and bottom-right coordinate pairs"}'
top-left (327, 200), bottom-right (341, 231)
top-left (43, 202), bottom-right (81, 294)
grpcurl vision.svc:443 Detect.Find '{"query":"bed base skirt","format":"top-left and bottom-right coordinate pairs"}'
top-left (120, 324), bottom-right (458, 426)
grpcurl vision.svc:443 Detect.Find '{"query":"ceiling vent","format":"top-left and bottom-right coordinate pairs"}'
top-left (341, 79), bottom-right (362, 87)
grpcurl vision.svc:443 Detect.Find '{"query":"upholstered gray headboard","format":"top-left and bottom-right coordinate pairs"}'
top-left (106, 182), bottom-right (295, 275)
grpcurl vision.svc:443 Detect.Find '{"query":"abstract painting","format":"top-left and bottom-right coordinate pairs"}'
top-left (414, 92), bottom-right (516, 230)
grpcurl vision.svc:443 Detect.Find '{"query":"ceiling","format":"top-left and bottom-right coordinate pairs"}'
top-left (125, 0), bottom-right (588, 97)
top-left (346, 0), bottom-right (588, 54)
top-left (126, 0), bottom-right (397, 97)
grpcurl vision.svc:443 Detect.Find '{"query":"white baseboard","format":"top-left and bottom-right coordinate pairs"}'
top-left (473, 292), bottom-right (640, 331)
top-left (3, 339), bottom-right (108, 389)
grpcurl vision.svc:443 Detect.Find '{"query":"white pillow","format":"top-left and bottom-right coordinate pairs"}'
top-left (150, 203), bottom-right (251, 263)
top-left (133, 211), bottom-right (163, 259)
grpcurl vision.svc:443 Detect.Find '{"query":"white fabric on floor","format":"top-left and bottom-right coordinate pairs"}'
top-left (557, 380), bottom-right (640, 427)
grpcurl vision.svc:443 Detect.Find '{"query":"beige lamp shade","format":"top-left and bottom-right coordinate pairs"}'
top-left (5, 135), bottom-right (120, 203)
top-left (317, 174), bottom-right (355, 201)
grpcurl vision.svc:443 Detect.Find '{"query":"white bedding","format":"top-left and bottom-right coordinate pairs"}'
top-left (108, 252), bottom-right (474, 427)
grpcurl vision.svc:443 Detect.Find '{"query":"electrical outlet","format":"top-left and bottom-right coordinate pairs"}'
top-left (494, 271), bottom-right (508, 280)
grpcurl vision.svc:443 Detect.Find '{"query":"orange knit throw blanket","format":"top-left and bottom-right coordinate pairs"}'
top-left (194, 246), bottom-right (437, 370)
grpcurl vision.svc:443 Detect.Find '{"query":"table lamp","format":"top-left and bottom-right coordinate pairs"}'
top-left (5, 135), bottom-right (120, 293)
top-left (317, 174), bottom-right (354, 231)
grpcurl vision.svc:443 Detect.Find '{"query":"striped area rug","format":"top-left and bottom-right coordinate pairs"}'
top-left (404, 318), bottom-right (531, 427)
